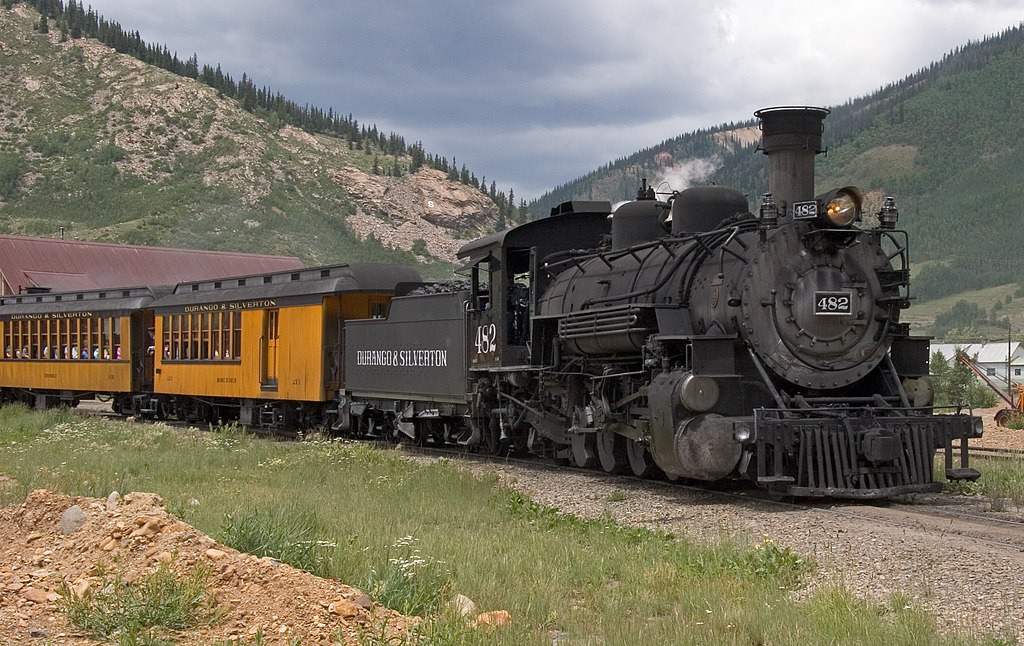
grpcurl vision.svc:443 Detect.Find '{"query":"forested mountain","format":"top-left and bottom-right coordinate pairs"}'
top-left (0, 1), bottom-right (523, 276)
top-left (528, 24), bottom-right (1024, 305)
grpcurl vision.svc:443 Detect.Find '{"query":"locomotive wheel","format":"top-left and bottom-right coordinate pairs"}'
top-left (625, 438), bottom-right (657, 478)
top-left (570, 433), bottom-right (597, 468)
top-left (413, 420), bottom-right (429, 446)
top-left (596, 431), bottom-right (629, 474)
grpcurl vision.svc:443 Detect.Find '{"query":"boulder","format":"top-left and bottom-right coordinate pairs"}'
top-left (60, 505), bottom-right (86, 535)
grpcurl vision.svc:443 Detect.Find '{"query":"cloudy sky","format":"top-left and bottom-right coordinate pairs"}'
top-left (81, 0), bottom-right (1022, 200)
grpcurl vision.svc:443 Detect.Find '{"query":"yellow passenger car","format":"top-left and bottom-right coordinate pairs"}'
top-left (0, 287), bottom-right (165, 409)
top-left (151, 263), bottom-right (420, 428)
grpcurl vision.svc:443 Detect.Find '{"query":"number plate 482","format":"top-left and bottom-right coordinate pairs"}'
top-left (813, 291), bottom-right (853, 316)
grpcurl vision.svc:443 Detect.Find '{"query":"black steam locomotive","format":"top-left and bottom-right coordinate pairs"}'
top-left (345, 106), bottom-right (982, 498)
top-left (0, 106), bottom-right (982, 499)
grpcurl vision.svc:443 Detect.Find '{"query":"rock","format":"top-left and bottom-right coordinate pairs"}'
top-left (205, 548), bottom-right (227, 560)
top-left (328, 599), bottom-right (362, 618)
top-left (452, 593), bottom-right (477, 618)
top-left (24, 532), bottom-right (43, 543)
top-left (332, 166), bottom-right (497, 262)
top-left (353, 594), bottom-right (373, 610)
top-left (475, 610), bottom-right (511, 627)
top-left (130, 518), bottom-right (162, 539)
top-left (106, 491), bottom-right (122, 511)
top-left (70, 578), bottom-right (91, 599)
top-left (29, 628), bottom-right (48, 638)
top-left (22, 588), bottom-right (49, 604)
top-left (60, 505), bottom-right (86, 535)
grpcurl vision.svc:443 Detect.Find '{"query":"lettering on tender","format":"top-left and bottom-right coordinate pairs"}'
top-left (355, 349), bottom-right (448, 367)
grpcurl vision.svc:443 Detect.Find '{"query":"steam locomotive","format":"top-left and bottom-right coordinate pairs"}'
top-left (0, 106), bottom-right (982, 499)
top-left (345, 106), bottom-right (982, 498)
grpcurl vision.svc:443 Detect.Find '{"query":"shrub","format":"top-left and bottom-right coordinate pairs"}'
top-left (0, 152), bottom-right (25, 198)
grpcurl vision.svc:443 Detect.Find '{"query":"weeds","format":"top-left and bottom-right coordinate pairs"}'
top-left (942, 455), bottom-right (1024, 507)
top-left (365, 535), bottom-right (452, 617)
top-left (218, 506), bottom-right (334, 577)
top-left (57, 562), bottom-right (218, 644)
top-left (604, 489), bottom-right (628, 503)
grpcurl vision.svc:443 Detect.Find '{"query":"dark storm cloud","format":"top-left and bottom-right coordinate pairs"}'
top-left (80, 1), bottom-right (1022, 199)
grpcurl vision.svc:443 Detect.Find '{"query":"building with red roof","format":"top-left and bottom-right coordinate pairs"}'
top-left (0, 235), bottom-right (304, 295)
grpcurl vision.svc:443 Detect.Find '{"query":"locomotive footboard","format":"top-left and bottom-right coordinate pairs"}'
top-left (753, 408), bottom-right (983, 498)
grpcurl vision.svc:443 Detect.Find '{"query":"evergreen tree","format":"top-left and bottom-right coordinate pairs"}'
top-left (37, 13), bottom-right (48, 32)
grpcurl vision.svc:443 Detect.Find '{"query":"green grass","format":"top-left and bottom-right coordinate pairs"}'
top-left (944, 455), bottom-right (1024, 509)
top-left (0, 406), bottom-right (1002, 644)
top-left (56, 561), bottom-right (218, 645)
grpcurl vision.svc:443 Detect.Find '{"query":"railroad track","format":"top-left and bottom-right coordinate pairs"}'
top-left (394, 441), bottom-right (1024, 551)
top-left (964, 444), bottom-right (1024, 461)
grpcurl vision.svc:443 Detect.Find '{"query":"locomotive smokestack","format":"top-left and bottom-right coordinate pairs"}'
top-left (754, 106), bottom-right (829, 213)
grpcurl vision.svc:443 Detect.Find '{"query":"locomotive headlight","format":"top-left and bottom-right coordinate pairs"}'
top-left (817, 186), bottom-right (863, 228)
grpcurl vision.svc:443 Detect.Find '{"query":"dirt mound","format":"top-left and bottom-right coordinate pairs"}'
top-left (0, 489), bottom-right (418, 644)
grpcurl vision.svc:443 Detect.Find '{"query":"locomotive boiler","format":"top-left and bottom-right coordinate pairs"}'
top-left (452, 106), bottom-right (981, 498)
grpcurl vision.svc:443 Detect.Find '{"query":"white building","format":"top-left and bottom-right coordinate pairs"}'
top-left (931, 341), bottom-right (1024, 389)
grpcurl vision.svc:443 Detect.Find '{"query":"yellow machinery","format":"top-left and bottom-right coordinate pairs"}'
top-left (956, 351), bottom-right (1024, 426)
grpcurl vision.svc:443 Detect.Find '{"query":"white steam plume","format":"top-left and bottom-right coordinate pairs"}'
top-left (652, 156), bottom-right (721, 197)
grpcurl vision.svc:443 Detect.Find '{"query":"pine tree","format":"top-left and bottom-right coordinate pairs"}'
top-left (38, 14), bottom-right (48, 33)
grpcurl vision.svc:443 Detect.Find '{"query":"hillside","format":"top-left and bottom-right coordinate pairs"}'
top-left (529, 25), bottom-right (1024, 304)
top-left (0, 4), bottom-right (499, 276)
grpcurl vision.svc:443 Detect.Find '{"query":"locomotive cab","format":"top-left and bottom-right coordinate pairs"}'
top-left (457, 204), bottom-right (612, 371)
